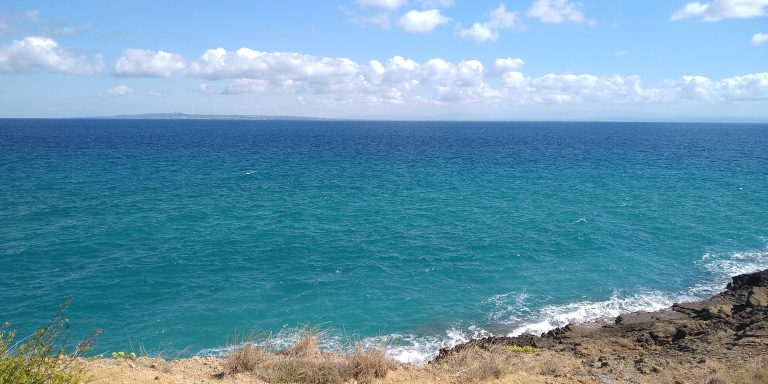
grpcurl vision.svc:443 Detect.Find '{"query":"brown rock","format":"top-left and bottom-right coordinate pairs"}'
top-left (747, 287), bottom-right (768, 307)
top-left (706, 304), bottom-right (733, 317)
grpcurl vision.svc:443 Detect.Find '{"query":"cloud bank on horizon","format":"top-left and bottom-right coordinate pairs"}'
top-left (0, 0), bottom-right (766, 120)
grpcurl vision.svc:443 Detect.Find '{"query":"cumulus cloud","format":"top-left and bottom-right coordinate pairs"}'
top-left (527, 0), bottom-right (591, 24)
top-left (114, 49), bottom-right (187, 77)
top-left (500, 71), bottom-right (768, 104)
top-left (753, 32), bottom-right (768, 45)
top-left (104, 44), bottom-right (768, 108)
top-left (0, 36), bottom-right (104, 75)
top-left (458, 4), bottom-right (518, 42)
top-left (187, 48), bottom-right (360, 89)
top-left (107, 84), bottom-right (133, 96)
top-left (671, 0), bottom-right (768, 21)
top-left (398, 9), bottom-right (450, 33)
top-left (490, 57), bottom-right (525, 75)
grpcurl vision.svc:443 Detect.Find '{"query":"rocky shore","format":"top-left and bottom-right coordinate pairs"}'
top-left (434, 268), bottom-right (768, 382)
top-left (84, 269), bottom-right (768, 383)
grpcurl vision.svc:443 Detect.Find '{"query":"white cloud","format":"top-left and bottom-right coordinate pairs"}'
top-left (188, 48), bottom-right (360, 88)
top-left (104, 44), bottom-right (768, 109)
top-left (107, 84), bottom-right (133, 97)
top-left (356, 0), bottom-right (409, 10)
top-left (419, 0), bottom-right (455, 7)
top-left (0, 10), bottom-right (93, 37)
top-left (500, 71), bottom-right (768, 104)
top-left (490, 57), bottom-right (525, 75)
top-left (671, 0), bottom-right (768, 21)
top-left (527, 0), bottom-right (589, 24)
top-left (614, 50), bottom-right (628, 56)
top-left (196, 83), bottom-right (218, 94)
top-left (753, 32), bottom-right (768, 45)
top-left (0, 36), bottom-right (104, 75)
top-left (458, 23), bottom-right (496, 42)
top-left (355, 0), bottom-right (453, 9)
top-left (398, 9), bottom-right (450, 33)
top-left (223, 78), bottom-right (270, 94)
top-left (458, 4), bottom-right (518, 42)
top-left (114, 49), bottom-right (187, 77)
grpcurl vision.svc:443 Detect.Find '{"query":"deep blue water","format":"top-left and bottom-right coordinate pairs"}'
top-left (1, 119), bottom-right (767, 362)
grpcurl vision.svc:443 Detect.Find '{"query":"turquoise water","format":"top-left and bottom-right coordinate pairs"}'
top-left (1, 119), bottom-right (767, 362)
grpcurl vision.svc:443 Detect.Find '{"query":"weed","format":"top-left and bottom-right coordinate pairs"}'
top-left (0, 299), bottom-right (100, 384)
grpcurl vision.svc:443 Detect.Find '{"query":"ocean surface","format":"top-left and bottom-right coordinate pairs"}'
top-left (1, 119), bottom-right (767, 363)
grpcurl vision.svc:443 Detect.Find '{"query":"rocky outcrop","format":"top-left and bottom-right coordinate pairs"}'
top-left (433, 269), bottom-right (768, 379)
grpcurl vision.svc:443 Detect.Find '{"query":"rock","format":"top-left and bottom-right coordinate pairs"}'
top-left (737, 321), bottom-right (768, 345)
top-left (727, 269), bottom-right (768, 290)
top-left (706, 304), bottom-right (733, 317)
top-left (598, 375), bottom-right (614, 384)
top-left (649, 324), bottom-right (677, 345)
top-left (747, 287), bottom-right (768, 307)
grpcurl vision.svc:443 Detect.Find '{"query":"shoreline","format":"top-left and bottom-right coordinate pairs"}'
top-left (82, 269), bottom-right (768, 383)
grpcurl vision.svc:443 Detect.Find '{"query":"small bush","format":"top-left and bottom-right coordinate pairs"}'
top-left (110, 351), bottom-right (136, 360)
top-left (346, 346), bottom-right (393, 382)
top-left (222, 334), bottom-right (269, 376)
top-left (226, 342), bottom-right (266, 375)
top-left (0, 299), bottom-right (100, 384)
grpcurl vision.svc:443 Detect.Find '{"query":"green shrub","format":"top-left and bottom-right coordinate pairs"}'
top-left (502, 345), bottom-right (536, 353)
top-left (0, 299), bottom-right (100, 384)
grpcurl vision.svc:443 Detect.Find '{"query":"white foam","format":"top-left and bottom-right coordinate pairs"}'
top-left (196, 242), bottom-right (768, 366)
top-left (507, 291), bottom-right (694, 337)
top-left (373, 326), bottom-right (491, 364)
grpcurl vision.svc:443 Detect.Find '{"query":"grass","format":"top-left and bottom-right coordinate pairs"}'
top-left (0, 299), bottom-right (100, 384)
top-left (433, 345), bottom-right (506, 382)
top-left (703, 360), bottom-right (768, 384)
top-left (217, 327), bottom-right (396, 384)
top-left (222, 333), bottom-right (270, 376)
top-left (345, 346), bottom-right (393, 383)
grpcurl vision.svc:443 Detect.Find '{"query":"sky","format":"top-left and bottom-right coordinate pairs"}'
top-left (0, 0), bottom-right (766, 121)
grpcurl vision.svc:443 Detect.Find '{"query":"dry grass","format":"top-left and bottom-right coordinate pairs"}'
top-left (438, 345), bottom-right (506, 382)
top-left (702, 360), bottom-right (768, 384)
top-left (285, 327), bottom-right (321, 359)
top-left (532, 355), bottom-right (563, 377)
top-left (345, 346), bottom-right (394, 383)
top-left (263, 359), bottom-right (342, 384)
top-left (225, 342), bottom-right (269, 375)
top-left (217, 328), bottom-right (396, 384)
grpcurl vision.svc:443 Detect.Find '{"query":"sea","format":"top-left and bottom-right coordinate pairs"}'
top-left (1, 119), bottom-right (766, 363)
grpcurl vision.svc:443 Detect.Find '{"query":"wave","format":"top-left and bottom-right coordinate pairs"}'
top-left (198, 242), bottom-right (768, 365)
top-left (376, 242), bottom-right (768, 364)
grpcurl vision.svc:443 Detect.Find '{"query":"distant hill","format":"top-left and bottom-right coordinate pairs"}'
top-left (95, 113), bottom-right (330, 120)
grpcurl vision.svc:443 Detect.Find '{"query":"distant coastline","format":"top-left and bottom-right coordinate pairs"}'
top-left (85, 112), bottom-right (333, 121)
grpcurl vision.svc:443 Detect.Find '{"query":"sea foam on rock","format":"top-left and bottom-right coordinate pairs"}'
top-left (433, 268), bottom-right (768, 370)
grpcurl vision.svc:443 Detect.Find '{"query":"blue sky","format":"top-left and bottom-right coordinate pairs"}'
top-left (0, 0), bottom-right (766, 120)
